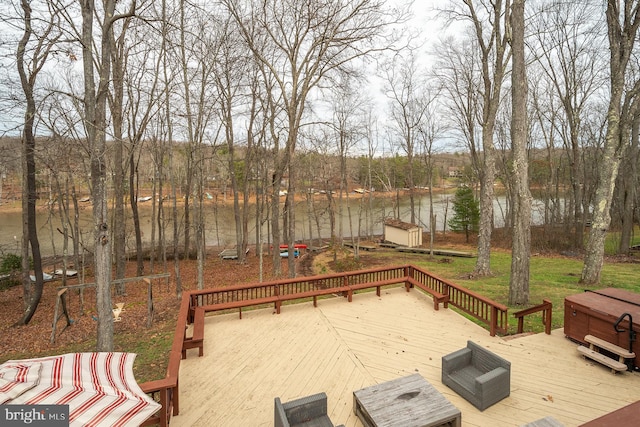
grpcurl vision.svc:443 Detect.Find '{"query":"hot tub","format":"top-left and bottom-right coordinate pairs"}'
top-left (564, 288), bottom-right (640, 369)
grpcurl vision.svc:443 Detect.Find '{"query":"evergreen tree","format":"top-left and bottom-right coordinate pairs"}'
top-left (448, 186), bottom-right (480, 243)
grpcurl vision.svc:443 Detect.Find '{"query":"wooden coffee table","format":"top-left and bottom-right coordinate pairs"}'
top-left (353, 373), bottom-right (461, 427)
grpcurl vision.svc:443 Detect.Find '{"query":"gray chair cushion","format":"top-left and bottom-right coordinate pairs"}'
top-left (442, 341), bottom-right (511, 411)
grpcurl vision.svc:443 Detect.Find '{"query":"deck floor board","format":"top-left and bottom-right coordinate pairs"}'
top-left (172, 286), bottom-right (640, 427)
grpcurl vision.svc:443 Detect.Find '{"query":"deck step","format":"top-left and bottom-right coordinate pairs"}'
top-left (577, 345), bottom-right (628, 373)
top-left (584, 335), bottom-right (635, 359)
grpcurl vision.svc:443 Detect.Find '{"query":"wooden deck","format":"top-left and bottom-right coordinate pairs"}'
top-left (172, 287), bottom-right (640, 427)
top-left (395, 247), bottom-right (475, 258)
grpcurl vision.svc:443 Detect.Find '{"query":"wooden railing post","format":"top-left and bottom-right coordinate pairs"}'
top-left (543, 298), bottom-right (552, 335)
top-left (442, 283), bottom-right (449, 308)
top-left (513, 299), bottom-right (553, 335)
top-left (490, 306), bottom-right (498, 337)
top-left (517, 316), bottom-right (524, 334)
top-left (173, 377), bottom-right (179, 415)
top-left (274, 284), bottom-right (281, 314)
top-left (159, 388), bottom-right (168, 426)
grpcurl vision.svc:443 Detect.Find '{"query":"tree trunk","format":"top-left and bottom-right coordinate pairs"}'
top-left (617, 107), bottom-right (639, 253)
top-left (582, 1), bottom-right (640, 284)
top-left (286, 162), bottom-right (296, 277)
top-left (196, 165), bottom-right (205, 290)
top-left (179, 0), bottom-right (193, 261)
top-left (462, 0), bottom-right (510, 278)
top-left (508, 0), bottom-right (531, 306)
top-left (15, 0), bottom-right (45, 326)
top-left (81, 0), bottom-right (116, 351)
top-left (475, 136), bottom-right (496, 276)
top-left (160, 0), bottom-right (179, 296)
top-left (111, 29), bottom-right (126, 294)
top-left (271, 171), bottom-right (282, 277)
top-left (129, 152), bottom-right (144, 275)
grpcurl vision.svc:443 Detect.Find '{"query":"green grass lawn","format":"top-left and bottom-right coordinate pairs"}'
top-left (366, 248), bottom-right (640, 335)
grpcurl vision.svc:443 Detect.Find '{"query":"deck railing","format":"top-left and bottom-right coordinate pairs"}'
top-left (187, 265), bottom-right (409, 316)
top-left (513, 298), bottom-right (553, 335)
top-left (138, 293), bottom-right (188, 426)
top-left (187, 264), bottom-right (508, 335)
top-left (143, 264), bottom-right (508, 427)
top-left (408, 265), bottom-right (509, 336)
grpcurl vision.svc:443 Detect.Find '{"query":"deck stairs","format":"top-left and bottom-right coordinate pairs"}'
top-left (577, 334), bottom-right (635, 373)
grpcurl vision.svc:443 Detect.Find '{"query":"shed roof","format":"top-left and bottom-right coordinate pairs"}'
top-left (384, 218), bottom-right (420, 231)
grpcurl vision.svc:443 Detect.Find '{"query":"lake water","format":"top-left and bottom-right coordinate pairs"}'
top-left (0, 193), bottom-right (546, 257)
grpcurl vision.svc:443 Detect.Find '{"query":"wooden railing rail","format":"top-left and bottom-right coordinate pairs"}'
top-left (513, 298), bottom-right (553, 335)
top-left (408, 265), bottom-right (509, 336)
top-left (187, 266), bottom-right (408, 318)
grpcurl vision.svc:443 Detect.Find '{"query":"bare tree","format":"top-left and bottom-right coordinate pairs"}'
top-left (13, 0), bottom-right (62, 325)
top-left (433, 37), bottom-right (483, 186)
top-left (450, 0), bottom-right (511, 277)
top-left (329, 78), bottom-right (367, 253)
top-left (362, 109), bottom-right (381, 240)
top-left (108, 11), bottom-right (130, 291)
top-left (170, 2), bottom-right (220, 287)
top-left (529, 79), bottom-right (565, 232)
top-left (417, 95), bottom-right (445, 257)
top-left (123, 20), bottom-right (165, 276)
top-left (383, 49), bottom-right (431, 225)
top-left (508, 0), bottom-right (531, 305)
top-left (582, 0), bottom-right (640, 284)
top-left (223, 0), bottom-right (408, 277)
top-left (79, 0), bottom-right (136, 351)
top-left (156, 0), bottom-right (183, 296)
top-left (532, 0), bottom-right (605, 248)
top-left (212, 13), bottom-right (251, 263)
top-left (614, 98), bottom-right (640, 252)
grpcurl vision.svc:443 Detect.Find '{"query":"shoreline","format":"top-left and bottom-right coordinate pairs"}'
top-left (0, 187), bottom-right (452, 215)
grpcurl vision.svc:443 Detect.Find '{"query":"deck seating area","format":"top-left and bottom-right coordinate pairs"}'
top-left (171, 287), bottom-right (640, 426)
top-left (141, 265), bottom-right (639, 426)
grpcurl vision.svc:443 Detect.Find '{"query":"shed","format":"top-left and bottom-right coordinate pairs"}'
top-left (384, 219), bottom-right (422, 248)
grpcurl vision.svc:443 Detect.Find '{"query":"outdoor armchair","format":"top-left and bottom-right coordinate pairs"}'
top-left (442, 340), bottom-right (511, 411)
top-left (274, 392), bottom-right (343, 427)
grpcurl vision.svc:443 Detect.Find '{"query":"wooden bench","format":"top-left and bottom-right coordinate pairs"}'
top-left (577, 335), bottom-right (634, 373)
top-left (201, 296), bottom-right (281, 319)
top-left (278, 286), bottom-right (350, 308)
top-left (182, 307), bottom-right (205, 359)
top-left (405, 277), bottom-right (449, 310)
top-left (189, 277), bottom-right (447, 323)
top-left (346, 278), bottom-right (408, 302)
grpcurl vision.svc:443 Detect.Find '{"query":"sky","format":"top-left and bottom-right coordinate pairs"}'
top-left (0, 0), bottom-right (453, 145)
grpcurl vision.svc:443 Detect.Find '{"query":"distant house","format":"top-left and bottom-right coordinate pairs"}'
top-left (448, 167), bottom-right (463, 178)
top-left (384, 219), bottom-right (422, 248)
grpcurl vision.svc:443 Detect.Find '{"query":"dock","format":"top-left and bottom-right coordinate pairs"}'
top-left (343, 242), bottom-right (377, 251)
top-left (395, 247), bottom-right (475, 258)
top-left (219, 248), bottom-right (249, 260)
